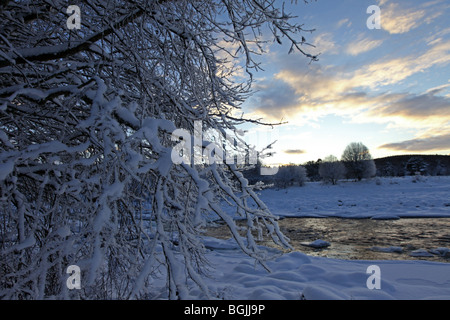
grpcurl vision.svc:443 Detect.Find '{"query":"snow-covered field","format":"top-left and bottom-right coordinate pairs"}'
top-left (202, 243), bottom-right (450, 300)
top-left (198, 176), bottom-right (450, 300)
top-left (258, 175), bottom-right (450, 220)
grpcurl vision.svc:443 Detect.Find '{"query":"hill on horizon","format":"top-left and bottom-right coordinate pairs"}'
top-left (374, 154), bottom-right (450, 177)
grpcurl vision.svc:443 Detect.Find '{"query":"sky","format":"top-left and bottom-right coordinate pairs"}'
top-left (235, 0), bottom-right (450, 166)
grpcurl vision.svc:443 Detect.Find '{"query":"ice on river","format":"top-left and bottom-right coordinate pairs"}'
top-left (199, 176), bottom-right (450, 300)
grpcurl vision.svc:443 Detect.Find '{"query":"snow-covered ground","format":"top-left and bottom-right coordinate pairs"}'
top-left (258, 175), bottom-right (450, 219)
top-left (202, 241), bottom-right (450, 300)
top-left (198, 176), bottom-right (450, 300)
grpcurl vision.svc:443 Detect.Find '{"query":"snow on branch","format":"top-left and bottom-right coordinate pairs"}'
top-left (0, 0), bottom-right (315, 299)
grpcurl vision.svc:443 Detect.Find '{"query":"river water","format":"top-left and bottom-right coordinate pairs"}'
top-left (206, 217), bottom-right (450, 263)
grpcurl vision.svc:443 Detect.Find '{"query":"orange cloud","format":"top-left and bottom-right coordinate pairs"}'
top-left (380, 2), bottom-right (425, 34)
top-left (247, 39), bottom-right (450, 130)
top-left (379, 133), bottom-right (450, 152)
top-left (346, 35), bottom-right (383, 56)
top-left (284, 149), bottom-right (306, 155)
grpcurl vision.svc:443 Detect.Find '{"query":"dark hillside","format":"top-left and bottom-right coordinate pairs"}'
top-left (374, 154), bottom-right (450, 176)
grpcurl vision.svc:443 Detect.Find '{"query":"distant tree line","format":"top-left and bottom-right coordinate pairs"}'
top-left (245, 142), bottom-right (377, 187)
top-left (244, 163), bottom-right (308, 188)
top-left (244, 143), bottom-right (450, 188)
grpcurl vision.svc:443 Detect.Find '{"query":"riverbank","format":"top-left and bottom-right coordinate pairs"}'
top-left (196, 176), bottom-right (450, 299)
top-left (198, 240), bottom-right (450, 300)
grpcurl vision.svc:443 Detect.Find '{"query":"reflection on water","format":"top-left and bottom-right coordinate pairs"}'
top-left (207, 218), bottom-right (450, 263)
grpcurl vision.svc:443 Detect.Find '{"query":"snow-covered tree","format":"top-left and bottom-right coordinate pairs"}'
top-left (274, 164), bottom-right (307, 188)
top-left (378, 161), bottom-right (396, 177)
top-left (433, 160), bottom-right (447, 176)
top-left (341, 142), bottom-right (376, 181)
top-left (0, 0), bottom-right (316, 299)
top-left (405, 156), bottom-right (429, 176)
top-left (304, 159), bottom-right (322, 181)
top-left (319, 155), bottom-right (346, 185)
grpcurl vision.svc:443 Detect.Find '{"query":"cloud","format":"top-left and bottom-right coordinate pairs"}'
top-left (284, 149), bottom-right (306, 155)
top-left (378, 0), bottom-right (446, 35)
top-left (311, 32), bottom-right (339, 56)
top-left (240, 0), bottom-right (450, 158)
top-left (248, 42), bottom-right (450, 130)
top-left (245, 22), bottom-right (450, 140)
top-left (272, 39), bottom-right (450, 103)
top-left (247, 78), bottom-right (300, 120)
top-left (349, 40), bottom-right (450, 89)
top-left (425, 83), bottom-right (450, 94)
top-left (346, 36), bottom-right (383, 56)
top-left (336, 18), bottom-right (351, 28)
top-left (379, 133), bottom-right (450, 152)
top-left (380, 2), bottom-right (426, 34)
top-left (370, 90), bottom-right (450, 121)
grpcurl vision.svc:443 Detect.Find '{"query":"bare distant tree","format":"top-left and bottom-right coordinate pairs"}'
top-left (319, 155), bottom-right (346, 185)
top-left (0, 0), bottom-right (316, 299)
top-left (341, 142), bottom-right (376, 181)
top-left (274, 164), bottom-right (307, 188)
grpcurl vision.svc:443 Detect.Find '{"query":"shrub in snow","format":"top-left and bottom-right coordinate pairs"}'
top-left (319, 155), bottom-right (346, 185)
top-left (411, 173), bottom-right (427, 183)
top-left (273, 165), bottom-right (307, 188)
top-left (297, 166), bottom-right (308, 187)
top-left (0, 1), bottom-right (316, 299)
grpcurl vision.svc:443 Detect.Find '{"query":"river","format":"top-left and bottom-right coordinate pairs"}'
top-left (206, 217), bottom-right (450, 263)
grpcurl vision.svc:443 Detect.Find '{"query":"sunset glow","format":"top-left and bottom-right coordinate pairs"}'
top-left (238, 0), bottom-right (450, 165)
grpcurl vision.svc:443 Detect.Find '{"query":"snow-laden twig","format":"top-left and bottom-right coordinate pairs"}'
top-left (0, 0), bottom-right (315, 299)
